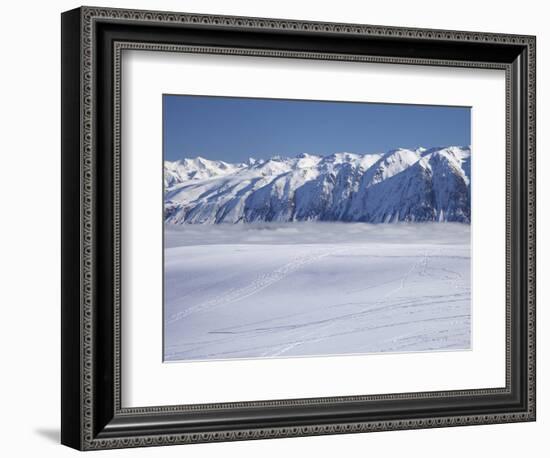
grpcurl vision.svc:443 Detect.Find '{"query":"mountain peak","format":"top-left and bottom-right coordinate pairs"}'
top-left (165, 146), bottom-right (471, 224)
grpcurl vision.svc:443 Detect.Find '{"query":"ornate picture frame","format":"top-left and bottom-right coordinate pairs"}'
top-left (61, 6), bottom-right (536, 450)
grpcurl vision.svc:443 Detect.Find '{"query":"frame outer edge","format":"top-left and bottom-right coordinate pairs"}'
top-left (81, 5), bottom-right (535, 43)
top-left (61, 7), bottom-right (85, 451)
top-left (526, 36), bottom-right (536, 421)
top-left (80, 6), bottom-right (96, 451)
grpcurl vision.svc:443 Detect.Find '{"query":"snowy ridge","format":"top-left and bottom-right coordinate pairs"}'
top-left (164, 146), bottom-right (471, 224)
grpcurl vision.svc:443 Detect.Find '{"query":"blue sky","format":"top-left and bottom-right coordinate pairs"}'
top-left (163, 94), bottom-right (470, 163)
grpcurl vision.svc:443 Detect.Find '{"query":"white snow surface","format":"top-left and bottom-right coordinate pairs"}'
top-left (164, 222), bottom-right (471, 362)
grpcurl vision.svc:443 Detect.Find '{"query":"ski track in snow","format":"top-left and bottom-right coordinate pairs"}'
top-left (165, 246), bottom-right (348, 324)
top-left (164, 223), bottom-right (471, 361)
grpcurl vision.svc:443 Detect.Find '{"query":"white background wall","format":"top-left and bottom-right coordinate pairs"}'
top-left (0, 0), bottom-right (545, 456)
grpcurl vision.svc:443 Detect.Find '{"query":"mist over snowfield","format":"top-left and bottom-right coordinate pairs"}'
top-left (164, 221), bottom-right (470, 247)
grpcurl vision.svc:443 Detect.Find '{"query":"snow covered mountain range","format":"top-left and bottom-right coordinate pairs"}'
top-left (164, 146), bottom-right (471, 224)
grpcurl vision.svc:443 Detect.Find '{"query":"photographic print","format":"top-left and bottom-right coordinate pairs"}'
top-left (163, 95), bottom-right (472, 362)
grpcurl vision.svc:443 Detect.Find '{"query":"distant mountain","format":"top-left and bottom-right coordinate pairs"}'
top-left (164, 146), bottom-right (471, 224)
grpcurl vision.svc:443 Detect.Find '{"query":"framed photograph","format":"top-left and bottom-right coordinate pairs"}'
top-left (61, 6), bottom-right (536, 450)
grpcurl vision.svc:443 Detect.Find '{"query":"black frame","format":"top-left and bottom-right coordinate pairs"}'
top-left (61, 6), bottom-right (536, 450)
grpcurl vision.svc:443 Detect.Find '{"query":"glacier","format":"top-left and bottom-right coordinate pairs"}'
top-left (164, 146), bottom-right (471, 225)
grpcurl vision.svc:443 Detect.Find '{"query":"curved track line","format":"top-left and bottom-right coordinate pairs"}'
top-left (166, 247), bottom-right (347, 324)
